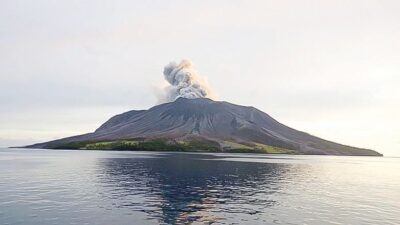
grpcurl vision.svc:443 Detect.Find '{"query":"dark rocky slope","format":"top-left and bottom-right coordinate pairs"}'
top-left (26, 98), bottom-right (382, 156)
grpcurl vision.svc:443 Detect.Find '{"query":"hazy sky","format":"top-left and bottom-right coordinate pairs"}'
top-left (1, 0), bottom-right (399, 156)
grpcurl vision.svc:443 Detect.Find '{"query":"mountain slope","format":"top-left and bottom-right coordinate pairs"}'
top-left (26, 98), bottom-right (382, 156)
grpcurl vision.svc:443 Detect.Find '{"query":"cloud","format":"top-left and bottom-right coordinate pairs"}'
top-left (159, 59), bottom-right (216, 102)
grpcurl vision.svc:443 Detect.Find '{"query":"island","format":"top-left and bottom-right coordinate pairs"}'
top-left (25, 98), bottom-right (382, 156)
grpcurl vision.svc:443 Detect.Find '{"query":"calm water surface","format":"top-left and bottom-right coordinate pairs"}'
top-left (0, 148), bottom-right (399, 225)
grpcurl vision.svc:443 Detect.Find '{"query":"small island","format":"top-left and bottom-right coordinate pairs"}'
top-left (26, 98), bottom-right (382, 156)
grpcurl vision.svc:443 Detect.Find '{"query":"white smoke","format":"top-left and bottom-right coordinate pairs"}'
top-left (160, 59), bottom-right (215, 102)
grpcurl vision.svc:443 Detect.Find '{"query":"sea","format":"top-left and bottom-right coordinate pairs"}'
top-left (0, 148), bottom-right (399, 225)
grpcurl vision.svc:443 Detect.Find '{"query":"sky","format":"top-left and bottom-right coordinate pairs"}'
top-left (0, 0), bottom-right (399, 156)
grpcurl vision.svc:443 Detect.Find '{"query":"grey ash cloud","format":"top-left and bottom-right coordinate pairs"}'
top-left (161, 59), bottom-right (215, 102)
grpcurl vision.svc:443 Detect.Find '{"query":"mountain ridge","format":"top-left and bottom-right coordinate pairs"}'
top-left (26, 98), bottom-right (382, 156)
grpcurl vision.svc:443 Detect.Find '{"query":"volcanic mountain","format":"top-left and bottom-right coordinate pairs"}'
top-left (27, 98), bottom-right (381, 156)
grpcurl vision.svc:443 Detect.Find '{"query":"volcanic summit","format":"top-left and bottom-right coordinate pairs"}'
top-left (27, 97), bottom-right (381, 156)
top-left (26, 59), bottom-right (381, 156)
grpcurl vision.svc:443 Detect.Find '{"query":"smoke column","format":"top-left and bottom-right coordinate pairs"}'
top-left (161, 59), bottom-right (215, 102)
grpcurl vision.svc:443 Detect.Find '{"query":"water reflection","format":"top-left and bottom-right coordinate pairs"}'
top-left (96, 153), bottom-right (293, 224)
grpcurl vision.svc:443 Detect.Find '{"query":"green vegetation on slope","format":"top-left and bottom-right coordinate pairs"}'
top-left (49, 139), bottom-right (220, 152)
top-left (47, 139), bottom-right (297, 154)
top-left (222, 141), bottom-right (297, 154)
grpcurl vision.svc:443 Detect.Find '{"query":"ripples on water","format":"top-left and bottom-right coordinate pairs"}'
top-left (0, 149), bottom-right (399, 225)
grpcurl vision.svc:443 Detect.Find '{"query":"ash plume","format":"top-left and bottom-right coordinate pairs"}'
top-left (160, 59), bottom-right (215, 102)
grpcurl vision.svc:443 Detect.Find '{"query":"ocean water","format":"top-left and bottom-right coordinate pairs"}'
top-left (0, 149), bottom-right (399, 225)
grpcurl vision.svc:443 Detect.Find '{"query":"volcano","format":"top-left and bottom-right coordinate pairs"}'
top-left (26, 98), bottom-right (381, 156)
